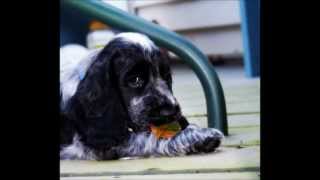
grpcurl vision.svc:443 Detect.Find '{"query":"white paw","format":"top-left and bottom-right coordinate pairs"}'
top-left (185, 125), bottom-right (224, 153)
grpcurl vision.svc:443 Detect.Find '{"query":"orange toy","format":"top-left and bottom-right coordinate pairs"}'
top-left (150, 121), bottom-right (181, 139)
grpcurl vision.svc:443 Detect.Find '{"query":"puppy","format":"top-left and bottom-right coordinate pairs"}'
top-left (60, 32), bottom-right (223, 160)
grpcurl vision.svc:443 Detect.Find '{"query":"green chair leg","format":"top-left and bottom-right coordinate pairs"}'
top-left (62, 0), bottom-right (228, 135)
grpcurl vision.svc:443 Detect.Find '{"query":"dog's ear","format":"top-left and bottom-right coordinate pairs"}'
top-left (72, 45), bottom-right (129, 150)
top-left (76, 47), bottom-right (120, 117)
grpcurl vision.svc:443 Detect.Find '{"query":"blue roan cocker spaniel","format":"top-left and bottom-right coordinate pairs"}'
top-left (60, 32), bottom-right (223, 160)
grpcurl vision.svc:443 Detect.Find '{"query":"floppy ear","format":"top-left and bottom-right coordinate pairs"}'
top-left (70, 46), bottom-right (129, 150)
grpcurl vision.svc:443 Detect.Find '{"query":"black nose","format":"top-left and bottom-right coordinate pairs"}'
top-left (159, 104), bottom-right (179, 117)
top-left (149, 101), bottom-right (179, 118)
top-left (149, 104), bottom-right (179, 126)
top-left (146, 95), bottom-right (180, 119)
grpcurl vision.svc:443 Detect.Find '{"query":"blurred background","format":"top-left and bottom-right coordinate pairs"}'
top-left (60, 0), bottom-right (259, 78)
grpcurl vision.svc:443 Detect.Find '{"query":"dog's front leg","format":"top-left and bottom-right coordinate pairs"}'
top-left (117, 124), bottom-right (223, 158)
top-left (168, 124), bottom-right (224, 155)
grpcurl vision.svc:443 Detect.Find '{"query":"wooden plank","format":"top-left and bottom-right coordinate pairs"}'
top-left (173, 77), bottom-right (260, 116)
top-left (187, 114), bottom-right (260, 147)
top-left (226, 101), bottom-right (260, 115)
top-left (174, 83), bottom-right (260, 101)
top-left (175, 91), bottom-right (259, 106)
top-left (61, 172), bottom-right (260, 180)
top-left (187, 114), bottom-right (260, 128)
top-left (223, 126), bottom-right (260, 147)
top-left (228, 114), bottom-right (260, 127)
top-left (60, 147), bottom-right (259, 177)
top-left (179, 100), bottom-right (259, 117)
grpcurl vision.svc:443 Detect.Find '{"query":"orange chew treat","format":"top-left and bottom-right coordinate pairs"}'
top-left (150, 121), bottom-right (181, 139)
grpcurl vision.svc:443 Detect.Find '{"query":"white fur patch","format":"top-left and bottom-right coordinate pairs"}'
top-left (60, 134), bottom-right (97, 160)
top-left (131, 96), bottom-right (144, 106)
top-left (60, 47), bottom-right (100, 107)
top-left (115, 32), bottom-right (157, 51)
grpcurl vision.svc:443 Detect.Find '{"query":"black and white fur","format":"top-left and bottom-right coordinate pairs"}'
top-left (60, 32), bottom-right (224, 160)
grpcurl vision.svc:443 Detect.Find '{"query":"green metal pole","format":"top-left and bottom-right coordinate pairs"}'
top-left (62, 0), bottom-right (228, 135)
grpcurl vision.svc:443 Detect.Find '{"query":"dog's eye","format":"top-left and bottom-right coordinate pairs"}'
top-left (128, 76), bottom-right (145, 88)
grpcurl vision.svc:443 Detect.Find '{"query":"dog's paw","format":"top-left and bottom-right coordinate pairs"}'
top-left (185, 125), bottom-right (224, 154)
top-left (168, 124), bottom-right (224, 156)
top-left (193, 134), bottom-right (221, 153)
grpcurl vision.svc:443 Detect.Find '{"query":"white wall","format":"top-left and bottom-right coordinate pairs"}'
top-left (132, 0), bottom-right (241, 32)
top-left (102, 0), bottom-right (129, 12)
top-left (102, 0), bottom-right (243, 56)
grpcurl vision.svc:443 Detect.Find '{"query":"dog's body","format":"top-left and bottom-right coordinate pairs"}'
top-left (60, 33), bottom-right (223, 160)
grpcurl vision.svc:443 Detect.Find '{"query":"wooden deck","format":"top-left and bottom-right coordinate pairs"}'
top-left (60, 63), bottom-right (260, 180)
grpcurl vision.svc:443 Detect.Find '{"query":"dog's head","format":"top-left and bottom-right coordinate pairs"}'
top-left (108, 33), bottom-right (183, 131)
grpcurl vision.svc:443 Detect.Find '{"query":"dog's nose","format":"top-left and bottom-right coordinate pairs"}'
top-left (159, 104), bottom-right (179, 117)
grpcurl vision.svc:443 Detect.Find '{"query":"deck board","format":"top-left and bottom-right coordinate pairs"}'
top-left (175, 83), bottom-right (260, 116)
top-left (61, 172), bottom-right (260, 180)
top-left (187, 113), bottom-right (260, 128)
top-left (60, 146), bottom-right (259, 177)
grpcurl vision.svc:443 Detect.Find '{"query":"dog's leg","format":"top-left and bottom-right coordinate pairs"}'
top-left (172, 124), bottom-right (224, 154)
top-left (118, 124), bottom-right (223, 158)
